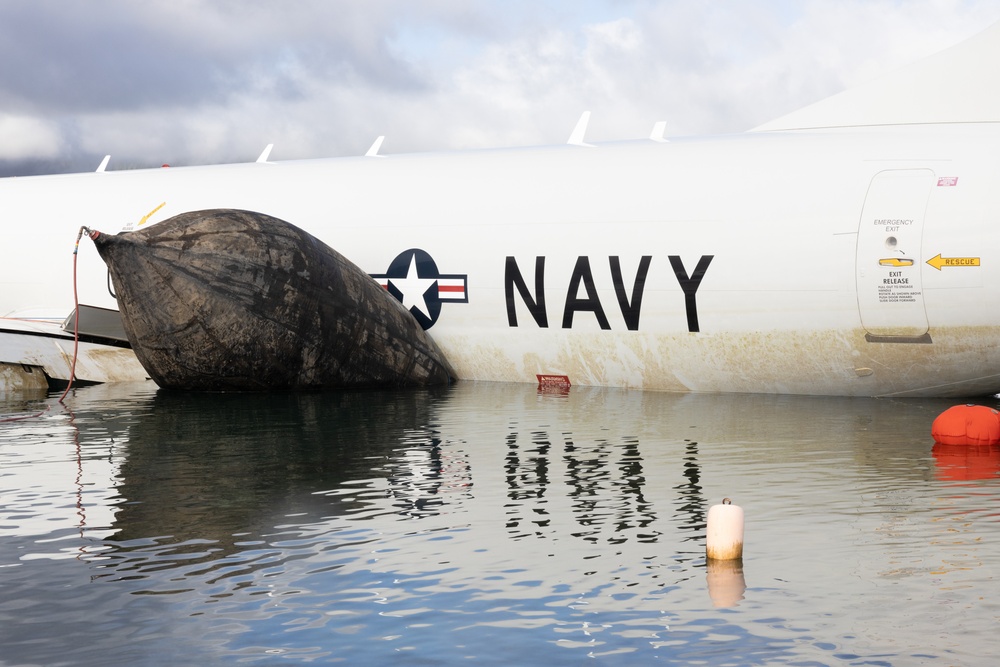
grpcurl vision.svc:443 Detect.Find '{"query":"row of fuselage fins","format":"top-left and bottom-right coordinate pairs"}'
top-left (92, 112), bottom-right (671, 172)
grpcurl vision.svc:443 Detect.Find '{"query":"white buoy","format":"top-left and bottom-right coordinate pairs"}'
top-left (706, 497), bottom-right (744, 561)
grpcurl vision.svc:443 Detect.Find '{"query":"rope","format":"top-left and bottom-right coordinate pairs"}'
top-left (0, 227), bottom-right (93, 422)
top-left (55, 227), bottom-right (92, 404)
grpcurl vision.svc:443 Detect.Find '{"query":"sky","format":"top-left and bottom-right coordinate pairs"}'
top-left (0, 0), bottom-right (998, 176)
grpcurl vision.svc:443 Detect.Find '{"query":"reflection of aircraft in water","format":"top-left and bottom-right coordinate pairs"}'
top-left (7, 382), bottom-right (963, 560)
top-left (8, 379), bottom-right (983, 613)
top-left (3, 24), bottom-right (1000, 395)
top-left (34, 384), bottom-right (956, 546)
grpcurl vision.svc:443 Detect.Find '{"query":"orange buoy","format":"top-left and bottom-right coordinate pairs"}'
top-left (706, 498), bottom-right (744, 561)
top-left (931, 404), bottom-right (1000, 446)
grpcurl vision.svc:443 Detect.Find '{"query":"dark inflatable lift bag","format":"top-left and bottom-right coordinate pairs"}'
top-left (91, 209), bottom-right (456, 390)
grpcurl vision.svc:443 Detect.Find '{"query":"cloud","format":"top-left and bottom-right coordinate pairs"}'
top-left (0, 1), bottom-right (998, 175)
top-left (0, 115), bottom-right (62, 160)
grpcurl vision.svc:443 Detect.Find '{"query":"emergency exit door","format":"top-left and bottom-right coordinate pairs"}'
top-left (856, 169), bottom-right (934, 340)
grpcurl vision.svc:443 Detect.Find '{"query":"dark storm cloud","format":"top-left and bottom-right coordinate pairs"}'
top-left (0, 1), bottom-right (429, 114)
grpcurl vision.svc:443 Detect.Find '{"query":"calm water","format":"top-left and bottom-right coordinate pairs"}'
top-left (1, 381), bottom-right (998, 666)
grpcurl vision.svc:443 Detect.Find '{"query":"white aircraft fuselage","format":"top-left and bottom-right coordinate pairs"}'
top-left (2, 121), bottom-right (1000, 396)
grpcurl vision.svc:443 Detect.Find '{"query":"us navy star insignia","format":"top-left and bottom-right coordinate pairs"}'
top-left (389, 255), bottom-right (437, 318)
top-left (371, 249), bottom-right (469, 330)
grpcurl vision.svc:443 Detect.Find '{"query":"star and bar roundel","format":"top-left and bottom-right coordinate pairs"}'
top-left (371, 249), bottom-right (468, 329)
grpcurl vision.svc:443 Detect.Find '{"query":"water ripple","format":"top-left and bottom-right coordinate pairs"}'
top-left (1, 384), bottom-right (998, 664)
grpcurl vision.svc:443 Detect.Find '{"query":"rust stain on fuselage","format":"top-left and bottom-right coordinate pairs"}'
top-left (439, 325), bottom-right (1000, 397)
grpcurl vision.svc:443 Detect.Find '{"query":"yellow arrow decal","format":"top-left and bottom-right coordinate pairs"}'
top-left (926, 254), bottom-right (980, 270)
top-left (139, 202), bottom-right (166, 226)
